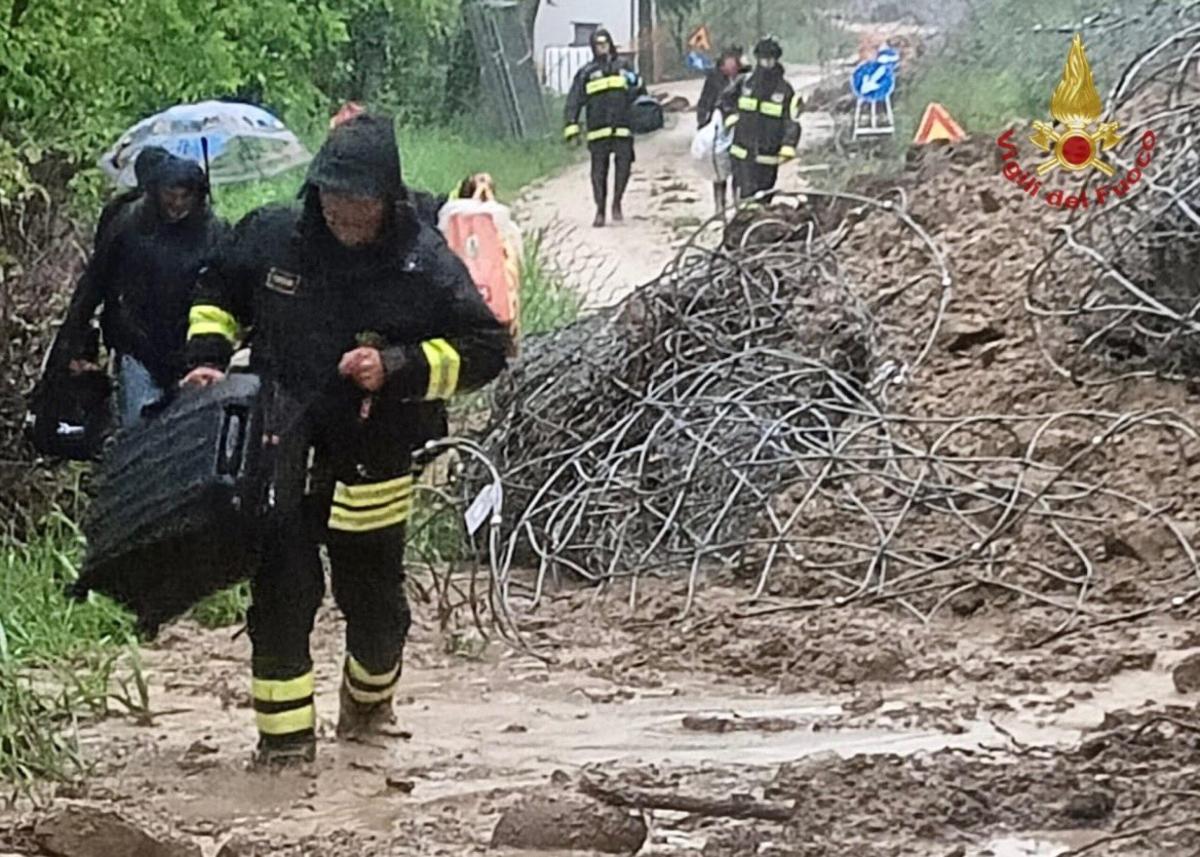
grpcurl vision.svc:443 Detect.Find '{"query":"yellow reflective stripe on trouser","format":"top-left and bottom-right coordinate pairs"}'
top-left (564, 123), bottom-right (581, 138)
top-left (187, 304), bottom-right (237, 341)
top-left (332, 475), bottom-right (414, 508)
top-left (329, 476), bottom-right (414, 532)
top-left (420, 338), bottom-right (462, 400)
top-left (253, 672), bottom-right (315, 704)
top-left (345, 656), bottom-right (400, 705)
top-left (257, 705), bottom-right (316, 736)
top-left (730, 144), bottom-right (749, 160)
top-left (585, 74), bottom-right (628, 95)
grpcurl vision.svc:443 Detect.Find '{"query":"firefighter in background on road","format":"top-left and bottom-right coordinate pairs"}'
top-left (182, 113), bottom-right (509, 766)
top-left (720, 36), bottom-right (802, 201)
top-left (564, 28), bottom-right (644, 228)
top-left (696, 45), bottom-right (748, 215)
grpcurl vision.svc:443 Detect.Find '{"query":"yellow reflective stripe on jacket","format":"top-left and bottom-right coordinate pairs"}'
top-left (252, 672), bottom-right (314, 704)
top-left (564, 123), bottom-right (581, 138)
top-left (755, 154), bottom-right (784, 165)
top-left (790, 93), bottom-right (804, 120)
top-left (332, 476), bottom-right (414, 508)
top-left (256, 704), bottom-right (315, 736)
top-left (736, 95), bottom-right (786, 119)
top-left (187, 304), bottom-right (237, 341)
top-left (420, 338), bottom-right (462, 399)
top-left (730, 144), bottom-right (749, 160)
top-left (585, 74), bottom-right (628, 95)
top-left (778, 145), bottom-right (797, 160)
top-left (586, 126), bottom-right (633, 141)
top-left (724, 113), bottom-right (740, 128)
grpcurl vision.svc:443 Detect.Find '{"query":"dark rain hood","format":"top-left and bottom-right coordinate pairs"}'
top-left (303, 113), bottom-right (405, 202)
top-left (590, 28), bottom-right (616, 59)
top-left (139, 151), bottom-right (211, 228)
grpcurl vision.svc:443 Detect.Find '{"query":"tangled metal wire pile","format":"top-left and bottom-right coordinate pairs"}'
top-left (1028, 7), bottom-right (1200, 383)
top-left (468, 186), bottom-right (1200, 641)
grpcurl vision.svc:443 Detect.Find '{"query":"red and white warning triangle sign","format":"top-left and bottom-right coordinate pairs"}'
top-left (913, 103), bottom-right (966, 144)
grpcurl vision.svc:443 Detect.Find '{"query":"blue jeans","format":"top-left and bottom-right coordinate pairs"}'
top-left (117, 354), bottom-right (163, 427)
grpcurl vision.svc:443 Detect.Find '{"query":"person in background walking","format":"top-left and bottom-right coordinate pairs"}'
top-left (564, 28), bottom-right (644, 228)
top-left (720, 36), bottom-right (802, 202)
top-left (56, 149), bottom-right (226, 426)
top-left (697, 45), bottom-right (747, 215)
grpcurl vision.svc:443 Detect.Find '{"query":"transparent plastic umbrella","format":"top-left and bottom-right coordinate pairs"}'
top-left (98, 100), bottom-right (312, 187)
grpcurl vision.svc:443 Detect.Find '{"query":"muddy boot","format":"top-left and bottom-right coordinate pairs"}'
top-left (593, 209), bottom-right (606, 228)
top-left (336, 682), bottom-right (398, 739)
top-left (611, 202), bottom-right (624, 223)
top-left (252, 732), bottom-right (316, 768)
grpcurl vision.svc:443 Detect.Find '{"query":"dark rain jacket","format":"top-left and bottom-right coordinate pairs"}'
top-left (697, 64), bottom-right (748, 129)
top-left (185, 115), bottom-right (509, 469)
top-left (58, 151), bottom-right (226, 388)
top-left (719, 66), bottom-right (803, 165)
top-left (564, 30), bottom-right (644, 146)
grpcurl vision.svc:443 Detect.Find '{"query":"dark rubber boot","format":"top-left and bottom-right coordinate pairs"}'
top-left (593, 210), bottom-right (606, 228)
top-left (252, 732), bottom-right (316, 768)
top-left (611, 203), bottom-right (624, 223)
top-left (336, 682), bottom-right (398, 740)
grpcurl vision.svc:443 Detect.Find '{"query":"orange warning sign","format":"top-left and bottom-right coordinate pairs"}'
top-left (688, 25), bottom-right (712, 52)
top-left (913, 103), bottom-right (966, 145)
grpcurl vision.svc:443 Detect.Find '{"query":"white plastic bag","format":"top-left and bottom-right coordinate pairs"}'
top-left (691, 110), bottom-right (733, 182)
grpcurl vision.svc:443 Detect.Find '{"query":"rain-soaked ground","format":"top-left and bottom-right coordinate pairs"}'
top-left (3, 580), bottom-right (1197, 856)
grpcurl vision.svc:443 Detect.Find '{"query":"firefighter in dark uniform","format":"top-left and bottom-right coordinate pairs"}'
top-left (181, 113), bottom-right (509, 765)
top-left (564, 28), bottom-right (643, 228)
top-left (720, 36), bottom-right (803, 201)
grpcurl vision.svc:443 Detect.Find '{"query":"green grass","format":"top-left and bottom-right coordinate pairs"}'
top-left (0, 512), bottom-right (137, 797)
top-left (518, 227), bottom-right (583, 336)
top-left (214, 122), bottom-right (576, 224)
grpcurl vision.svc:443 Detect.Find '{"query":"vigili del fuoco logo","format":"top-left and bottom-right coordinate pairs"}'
top-left (996, 34), bottom-right (1157, 209)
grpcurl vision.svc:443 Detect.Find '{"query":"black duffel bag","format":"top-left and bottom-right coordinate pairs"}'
top-left (71, 373), bottom-right (269, 637)
top-left (631, 94), bottom-right (665, 135)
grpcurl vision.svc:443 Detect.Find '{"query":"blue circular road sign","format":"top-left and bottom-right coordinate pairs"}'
top-left (851, 60), bottom-right (896, 103)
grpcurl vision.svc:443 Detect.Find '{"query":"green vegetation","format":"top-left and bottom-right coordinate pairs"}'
top-left (518, 227), bottom-right (583, 336)
top-left (895, 0), bottom-right (1181, 137)
top-left (0, 513), bottom-right (136, 795)
top-left (215, 122), bottom-right (575, 223)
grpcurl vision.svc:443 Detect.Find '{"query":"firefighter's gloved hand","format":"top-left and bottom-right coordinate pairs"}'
top-left (339, 346), bottom-right (385, 393)
top-left (181, 366), bottom-right (226, 388)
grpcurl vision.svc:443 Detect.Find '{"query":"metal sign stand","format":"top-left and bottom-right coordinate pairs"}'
top-left (853, 95), bottom-right (896, 138)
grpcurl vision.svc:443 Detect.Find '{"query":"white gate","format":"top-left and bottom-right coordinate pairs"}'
top-left (543, 45), bottom-right (593, 96)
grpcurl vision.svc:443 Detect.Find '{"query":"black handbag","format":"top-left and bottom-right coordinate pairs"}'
top-left (26, 327), bottom-right (114, 462)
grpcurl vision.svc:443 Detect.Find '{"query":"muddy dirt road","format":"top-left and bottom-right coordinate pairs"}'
top-left (4, 585), bottom-right (1198, 857)
top-left (514, 68), bottom-right (839, 308)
